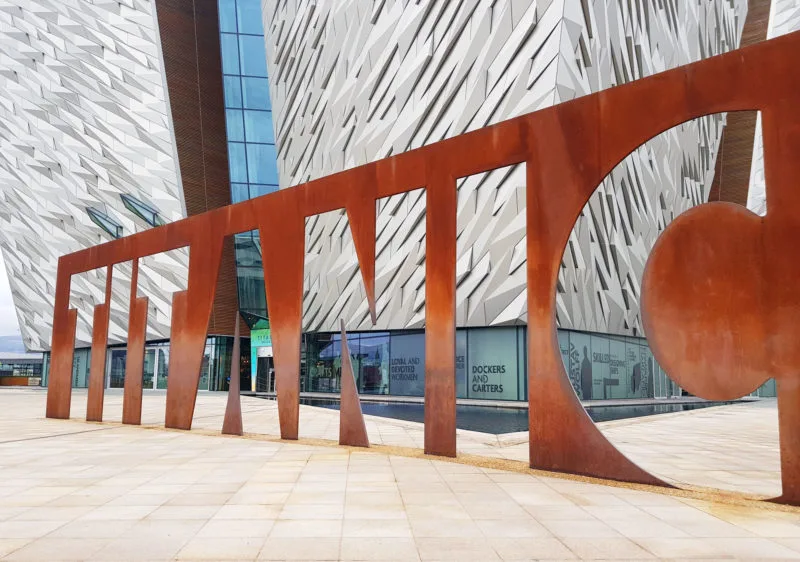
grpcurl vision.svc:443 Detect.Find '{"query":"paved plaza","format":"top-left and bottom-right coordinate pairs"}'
top-left (0, 389), bottom-right (797, 560)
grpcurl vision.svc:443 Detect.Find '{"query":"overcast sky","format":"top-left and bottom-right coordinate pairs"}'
top-left (0, 253), bottom-right (21, 337)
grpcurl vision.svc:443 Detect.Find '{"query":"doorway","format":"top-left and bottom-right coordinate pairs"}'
top-left (256, 355), bottom-right (274, 393)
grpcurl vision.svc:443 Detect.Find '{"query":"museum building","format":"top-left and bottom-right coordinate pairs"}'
top-left (0, 0), bottom-right (790, 402)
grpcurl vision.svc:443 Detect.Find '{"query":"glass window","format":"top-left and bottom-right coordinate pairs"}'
top-left (227, 142), bottom-right (248, 183)
top-left (108, 349), bottom-right (127, 389)
top-left (306, 333), bottom-right (342, 393)
top-left (121, 193), bottom-right (165, 227)
top-left (237, 264), bottom-right (266, 317)
top-left (72, 348), bottom-right (90, 388)
top-left (456, 330), bottom-right (467, 398)
top-left (242, 77), bottom-right (270, 109)
top-left (218, 0), bottom-right (237, 33)
top-left (357, 333), bottom-right (390, 395)
top-left (467, 327), bottom-right (519, 400)
top-left (234, 232), bottom-right (262, 266)
top-left (236, 0), bottom-right (264, 35)
top-left (626, 337), bottom-right (654, 399)
top-left (246, 143), bottom-right (278, 184)
top-left (156, 347), bottom-right (169, 389)
top-left (231, 183), bottom-right (250, 203)
top-left (239, 35), bottom-right (268, 76)
top-left (86, 207), bottom-right (123, 238)
top-left (199, 343), bottom-right (212, 391)
top-left (606, 336), bottom-right (626, 399)
top-left (558, 330), bottom-right (580, 397)
top-left (568, 332), bottom-right (592, 400)
top-left (249, 184), bottom-right (277, 198)
top-left (223, 76), bottom-right (242, 108)
top-left (243, 110), bottom-right (274, 143)
top-left (225, 109), bottom-right (245, 142)
top-left (389, 332), bottom-right (425, 396)
top-left (220, 33), bottom-right (240, 74)
top-left (590, 334), bottom-right (611, 400)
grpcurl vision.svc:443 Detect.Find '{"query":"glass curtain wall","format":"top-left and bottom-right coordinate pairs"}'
top-left (103, 338), bottom-right (231, 391)
top-left (218, 0), bottom-right (278, 324)
top-left (302, 327), bottom-right (695, 402)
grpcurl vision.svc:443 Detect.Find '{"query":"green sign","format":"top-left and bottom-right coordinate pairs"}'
top-left (251, 328), bottom-right (272, 348)
top-left (250, 328), bottom-right (272, 391)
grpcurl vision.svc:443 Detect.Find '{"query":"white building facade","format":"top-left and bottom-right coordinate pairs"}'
top-left (263, 0), bottom-right (746, 336)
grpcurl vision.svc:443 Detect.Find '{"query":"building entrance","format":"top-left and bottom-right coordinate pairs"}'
top-left (255, 356), bottom-right (274, 393)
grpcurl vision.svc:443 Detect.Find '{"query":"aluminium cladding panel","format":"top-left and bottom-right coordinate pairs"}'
top-left (747, 0), bottom-right (800, 216)
top-left (0, 0), bottom-right (188, 351)
top-left (262, 0), bottom-right (746, 336)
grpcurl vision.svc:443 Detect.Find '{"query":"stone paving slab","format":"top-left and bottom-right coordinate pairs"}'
top-left (0, 388), bottom-right (793, 560)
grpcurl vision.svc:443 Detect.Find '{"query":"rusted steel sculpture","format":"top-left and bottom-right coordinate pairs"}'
top-left (339, 320), bottom-right (369, 448)
top-left (122, 259), bottom-right (149, 425)
top-left (86, 266), bottom-right (112, 422)
top-left (222, 313), bottom-right (243, 436)
top-left (45, 31), bottom-right (800, 502)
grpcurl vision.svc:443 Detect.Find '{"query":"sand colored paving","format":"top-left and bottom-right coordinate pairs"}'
top-left (0, 388), bottom-right (794, 560)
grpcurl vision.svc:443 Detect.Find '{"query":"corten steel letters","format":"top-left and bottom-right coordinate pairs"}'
top-left (45, 32), bottom-right (800, 502)
top-left (339, 320), bottom-right (370, 448)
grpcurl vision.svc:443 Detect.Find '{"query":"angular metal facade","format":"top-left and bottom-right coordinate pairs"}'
top-left (0, 0), bottom-right (188, 351)
top-left (263, 0), bottom-right (747, 336)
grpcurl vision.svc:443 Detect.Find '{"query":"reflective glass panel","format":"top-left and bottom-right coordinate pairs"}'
top-left (590, 334), bottom-right (611, 400)
top-left (241, 77), bottom-right (270, 109)
top-left (246, 144), bottom-right (278, 184)
top-left (225, 109), bottom-right (244, 142)
top-left (72, 348), bottom-right (90, 388)
top-left (156, 348), bottom-right (169, 389)
top-left (249, 184), bottom-right (277, 199)
top-left (456, 330), bottom-right (467, 398)
top-left (236, 0), bottom-right (264, 35)
top-left (218, 0), bottom-right (237, 32)
top-left (108, 349), bottom-right (127, 389)
top-left (231, 183), bottom-right (250, 203)
top-left (466, 327), bottom-right (518, 400)
top-left (220, 33), bottom-right (240, 74)
top-left (227, 142), bottom-right (248, 183)
top-left (243, 110), bottom-right (273, 143)
top-left (389, 332), bottom-right (425, 396)
top-left (569, 332), bottom-right (592, 400)
top-left (239, 35), bottom-right (268, 76)
top-left (306, 333), bottom-right (342, 392)
top-left (199, 343), bottom-right (212, 391)
top-left (223, 76), bottom-right (242, 108)
top-left (143, 349), bottom-right (155, 390)
top-left (357, 333), bottom-right (389, 395)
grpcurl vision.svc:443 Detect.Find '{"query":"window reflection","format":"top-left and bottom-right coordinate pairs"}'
top-left (220, 33), bottom-right (240, 74)
top-left (227, 143), bottom-right (247, 183)
top-left (241, 77), bottom-right (270, 109)
top-left (246, 143), bottom-right (278, 184)
top-left (225, 109), bottom-right (245, 142)
top-left (243, 110), bottom-right (273, 143)
top-left (218, 0), bottom-right (236, 33)
top-left (238, 35), bottom-right (268, 76)
top-left (236, 0), bottom-right (264, 35)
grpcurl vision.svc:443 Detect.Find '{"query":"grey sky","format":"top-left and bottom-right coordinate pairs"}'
top-left (0, 253), bottom-right (21, 336)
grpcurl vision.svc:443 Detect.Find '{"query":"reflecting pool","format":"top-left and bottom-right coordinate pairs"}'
top-left (293, 398), bottom-right (746, 434)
